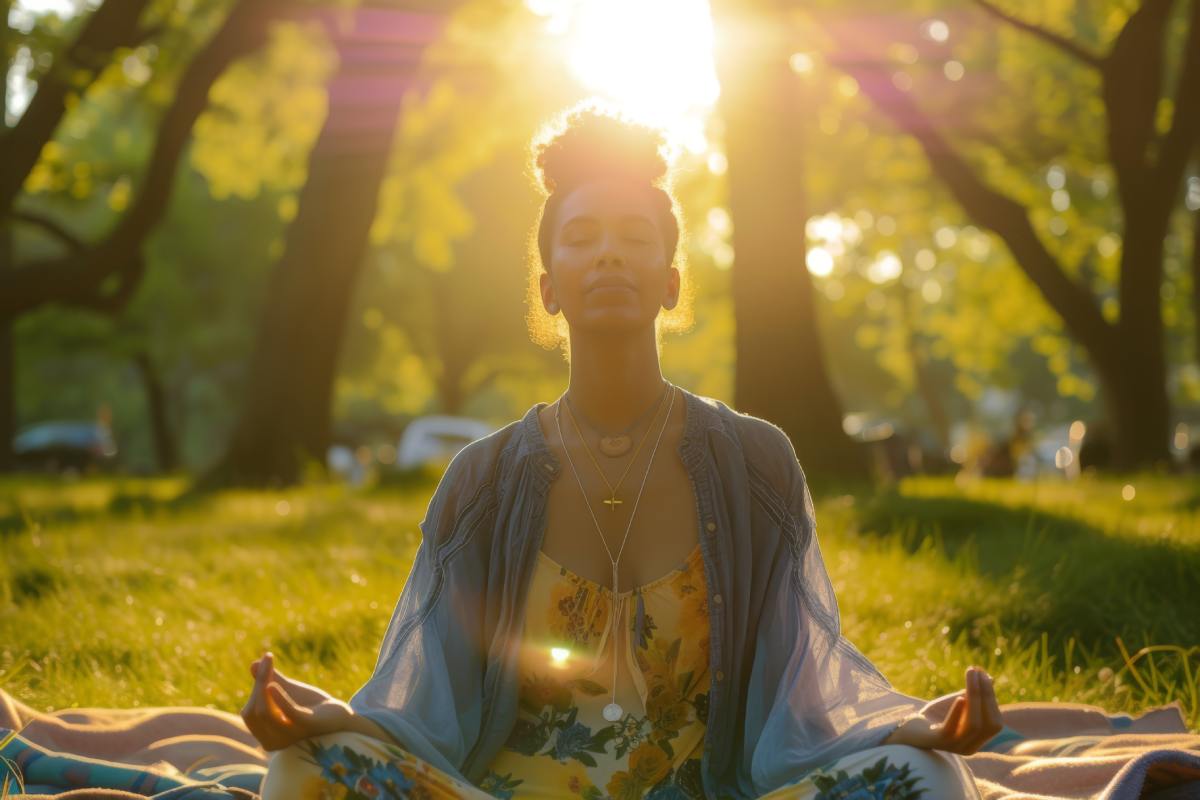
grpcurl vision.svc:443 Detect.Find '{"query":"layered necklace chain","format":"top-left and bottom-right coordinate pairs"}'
top-left (565, 382), bottom-right (667, 458)
top-left (554, 382), bottom-right (676, 722)
top-left (562, 380), bottom-right (669, 512)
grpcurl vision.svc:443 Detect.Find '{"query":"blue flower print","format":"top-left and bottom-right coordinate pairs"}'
top-left (367, 759), bottom-right (414, 798)
top-left (810, 756), bottom-right (926, 800)
top-left (552, 721), bottom-right (594, 761)
top-left (310, 741), bottom-right (359, 788)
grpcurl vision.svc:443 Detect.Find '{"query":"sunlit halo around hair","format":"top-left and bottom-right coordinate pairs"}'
top-left (524, 99), bottom-right (696, 359)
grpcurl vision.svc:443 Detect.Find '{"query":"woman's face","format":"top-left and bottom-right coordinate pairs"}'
top-left (540, 177), bottom-right (679, 336)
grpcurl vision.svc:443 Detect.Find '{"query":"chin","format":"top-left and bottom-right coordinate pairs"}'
top-left (576, 311), bottom-right (655, 335)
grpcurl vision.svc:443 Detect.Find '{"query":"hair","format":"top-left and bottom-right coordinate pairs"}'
top-left (524, 99), bottom-right (694, 357)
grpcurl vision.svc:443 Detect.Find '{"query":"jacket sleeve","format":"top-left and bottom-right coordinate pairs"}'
top-left (346, 444), bottom-right (492, 783)
top-left (746, 431), bottom-right (926, 793)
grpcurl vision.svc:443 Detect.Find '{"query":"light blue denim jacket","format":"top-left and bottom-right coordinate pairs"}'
top-left (348, 388), bottom-right (925, 799)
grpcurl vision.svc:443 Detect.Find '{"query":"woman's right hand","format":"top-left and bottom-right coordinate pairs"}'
top-left (240, 651), bottom-right (353, 751)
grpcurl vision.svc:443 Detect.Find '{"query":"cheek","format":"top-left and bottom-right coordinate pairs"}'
top-left (548, 251), bottom-right (590, 291)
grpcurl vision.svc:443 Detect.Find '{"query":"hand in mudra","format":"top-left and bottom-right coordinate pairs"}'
top-left (885, 666), bottom-right (1003, 755)
top-left (240, 651), bottom-right (353, 751)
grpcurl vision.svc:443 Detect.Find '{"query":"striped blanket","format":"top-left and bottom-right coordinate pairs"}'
top-left (1, 701), bottom-right (1198, 798)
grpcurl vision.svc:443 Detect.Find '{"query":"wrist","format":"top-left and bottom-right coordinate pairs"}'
top-left (339, 707), bottom-right (395, 744)
top-left (882, 717), bottom-right (921, 748)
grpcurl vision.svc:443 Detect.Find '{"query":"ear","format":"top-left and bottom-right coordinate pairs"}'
top-left (662, 265), bottom-right (681, 311)
top-left (539, 270), bottom-right (559, 314)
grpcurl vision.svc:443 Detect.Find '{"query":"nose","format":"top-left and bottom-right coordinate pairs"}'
top-left (594, 231), bottom-right (625, 267)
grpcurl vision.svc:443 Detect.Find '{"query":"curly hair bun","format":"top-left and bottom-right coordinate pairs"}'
top-left (532, 101), bottom-right (673, 196)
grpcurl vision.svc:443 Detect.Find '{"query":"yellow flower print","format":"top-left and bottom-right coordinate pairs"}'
top-left (649, 695), bottom-right (691, 735)
top-left (548, 578), bottom-right (609, 646)
top-left (629, 742), bottom-right (672, 785)
top-left (669, 554), bottom-right (706, 600)
top-left (557, 759), bottom-right (597, 796)
top-left (606, 769), bottom-right (645, 800)
top-left (298, 776), bottom-right (348, 800)
top-left (638, 636), bottom-right (682, 689)
top-left (605, 742), bottom-right (671, 800)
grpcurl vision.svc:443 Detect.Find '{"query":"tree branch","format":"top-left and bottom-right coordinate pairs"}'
top-left (0, 0), bottom-right (289, 319)
top-left (10, 209), bottom-right (85, 251)
top-left (60, 254), bottom-right (147, 314)
top-left (823, 38), bottom-right (1117, 359)
top-left (1102, 0), bottom-right (1175, 192)
top-left (1151, 0), bottom-right (1200, 197)
top-left (970, 0), bottom-right (1104, 68)
top-left (0, 0), bottom-right (155, 213)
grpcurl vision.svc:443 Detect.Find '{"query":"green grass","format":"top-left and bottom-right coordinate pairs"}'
top-left (1, 472), bottom-right (1197, 732)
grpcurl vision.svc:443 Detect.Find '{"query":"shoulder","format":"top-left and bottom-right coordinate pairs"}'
top-left (419, 414), bottom-right (526, 540)
top-left (427, 412), bottom-right (530, 501)
top-left (693, 393), bottom-right (802, 498)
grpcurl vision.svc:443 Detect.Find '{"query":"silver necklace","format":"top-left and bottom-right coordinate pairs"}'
top-left (554, 384), bottom-right (676, 722)
top-left (564, 381), bottom-right (668, 457)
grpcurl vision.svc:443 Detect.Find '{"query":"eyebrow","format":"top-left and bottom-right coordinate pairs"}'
top-left (561, 213), bottom-right (655, 228)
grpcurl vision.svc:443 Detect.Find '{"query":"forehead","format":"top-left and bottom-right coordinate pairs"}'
top-left (556, 178), bottom-right (659, 229)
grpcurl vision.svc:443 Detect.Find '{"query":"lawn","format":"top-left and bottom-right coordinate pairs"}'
top-left (1, 471), bottom-right (1197, 730)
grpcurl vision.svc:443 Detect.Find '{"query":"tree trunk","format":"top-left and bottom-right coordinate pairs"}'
top-left (133, 350), bottom-right (177, 472)
top-left (211, 8), bottom-right (446, 486)
top-left (1109, 203), bottom-right (1171, 469)
top-left (712, 0), bottom-right (869, 481)
top-left (1, 0), bottom-right (15, 472)
top-left (897, 282), bottom-right (951, 454)
top-left (0, 286), bottom-right (13, 473)
top-left (1191, 207), bottom-right (1200, 371)
top-left (431, 275), bottom-right (467, 416)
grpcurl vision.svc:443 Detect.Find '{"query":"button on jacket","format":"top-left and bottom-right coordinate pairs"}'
top-left (349, 387), bottom-right (925, 799)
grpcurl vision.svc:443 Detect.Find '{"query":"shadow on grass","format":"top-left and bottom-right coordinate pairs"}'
top-left (0, 486), bottom-right (212, 538)
top-left (855, 489), bottom-right (1200, 654)
top-left (1174, 492), bottom-right (1200, 512)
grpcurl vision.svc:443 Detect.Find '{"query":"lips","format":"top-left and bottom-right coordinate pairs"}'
top-left (587, 279), bottom-right (636, 293)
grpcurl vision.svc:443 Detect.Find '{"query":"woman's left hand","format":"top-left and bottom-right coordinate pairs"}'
top-left (883, 665), bottom-right (1003, 755)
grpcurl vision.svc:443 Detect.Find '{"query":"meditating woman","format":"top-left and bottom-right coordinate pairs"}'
top-left (244, 103), bottom-right (1001, 800)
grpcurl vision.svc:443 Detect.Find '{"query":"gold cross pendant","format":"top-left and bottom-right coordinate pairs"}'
top-left (603, 495), bottom-right (623, 511)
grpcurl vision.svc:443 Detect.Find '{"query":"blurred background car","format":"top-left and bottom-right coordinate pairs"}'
top-left (13, 421), bottom-right (118, 473)
top-left (396, 415), bottom-right (497, 470)
top-left (325, 414), bottom-right (498, 486)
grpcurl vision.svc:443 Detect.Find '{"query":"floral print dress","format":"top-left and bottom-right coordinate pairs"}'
top-left (477, 542), bottom-right (712, 800)
top-left (260, 544), bottom-right (975, 800)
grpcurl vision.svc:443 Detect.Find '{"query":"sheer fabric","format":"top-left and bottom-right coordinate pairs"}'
top-left (346, 389), bottom-right (930, 798)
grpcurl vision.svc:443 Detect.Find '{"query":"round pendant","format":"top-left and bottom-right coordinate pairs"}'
top-left (598, 435), bottom-right (632, 457)
top-left (602, 702), bottom-right (624, 722)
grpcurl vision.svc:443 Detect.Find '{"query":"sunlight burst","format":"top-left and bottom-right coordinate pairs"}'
top-left (529, 0), bottom-right (721, 152)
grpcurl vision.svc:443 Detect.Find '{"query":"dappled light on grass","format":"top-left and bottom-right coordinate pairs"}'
top-left (0, 473), bottom-right (1197, 729)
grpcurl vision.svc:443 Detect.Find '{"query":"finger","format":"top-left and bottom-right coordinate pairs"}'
top-left (963, 667), bottom-right (983, 740)
top-left (268, 681), bottom-right (312, 724)
top-left (971, 672), bottom-right (1004, 750)
top-left (264, 681), bottom-right (290, 726)
top-left (920, 690), bottom-right (962, 721)
top-left (250, 652), bottom-right (272, 720)
top-left (935, 696), bottom-right (968, 745)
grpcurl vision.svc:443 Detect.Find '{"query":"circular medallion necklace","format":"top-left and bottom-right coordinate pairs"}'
top-left (564, 381), bottom-right (668, 457)
top-left (562, 382), bottom-right (669, 513)
top-left (554, 384), bottom-right (676, 722)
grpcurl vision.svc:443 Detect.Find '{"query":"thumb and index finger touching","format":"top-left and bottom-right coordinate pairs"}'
top-left (248, 651), bottom-right (291, 726)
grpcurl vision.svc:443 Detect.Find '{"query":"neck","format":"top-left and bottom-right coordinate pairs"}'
top-left (565, 328), bottom-right (667, 431)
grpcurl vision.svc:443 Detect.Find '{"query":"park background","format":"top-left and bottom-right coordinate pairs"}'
top-left (2, 0), bottom-right (1199, 741)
